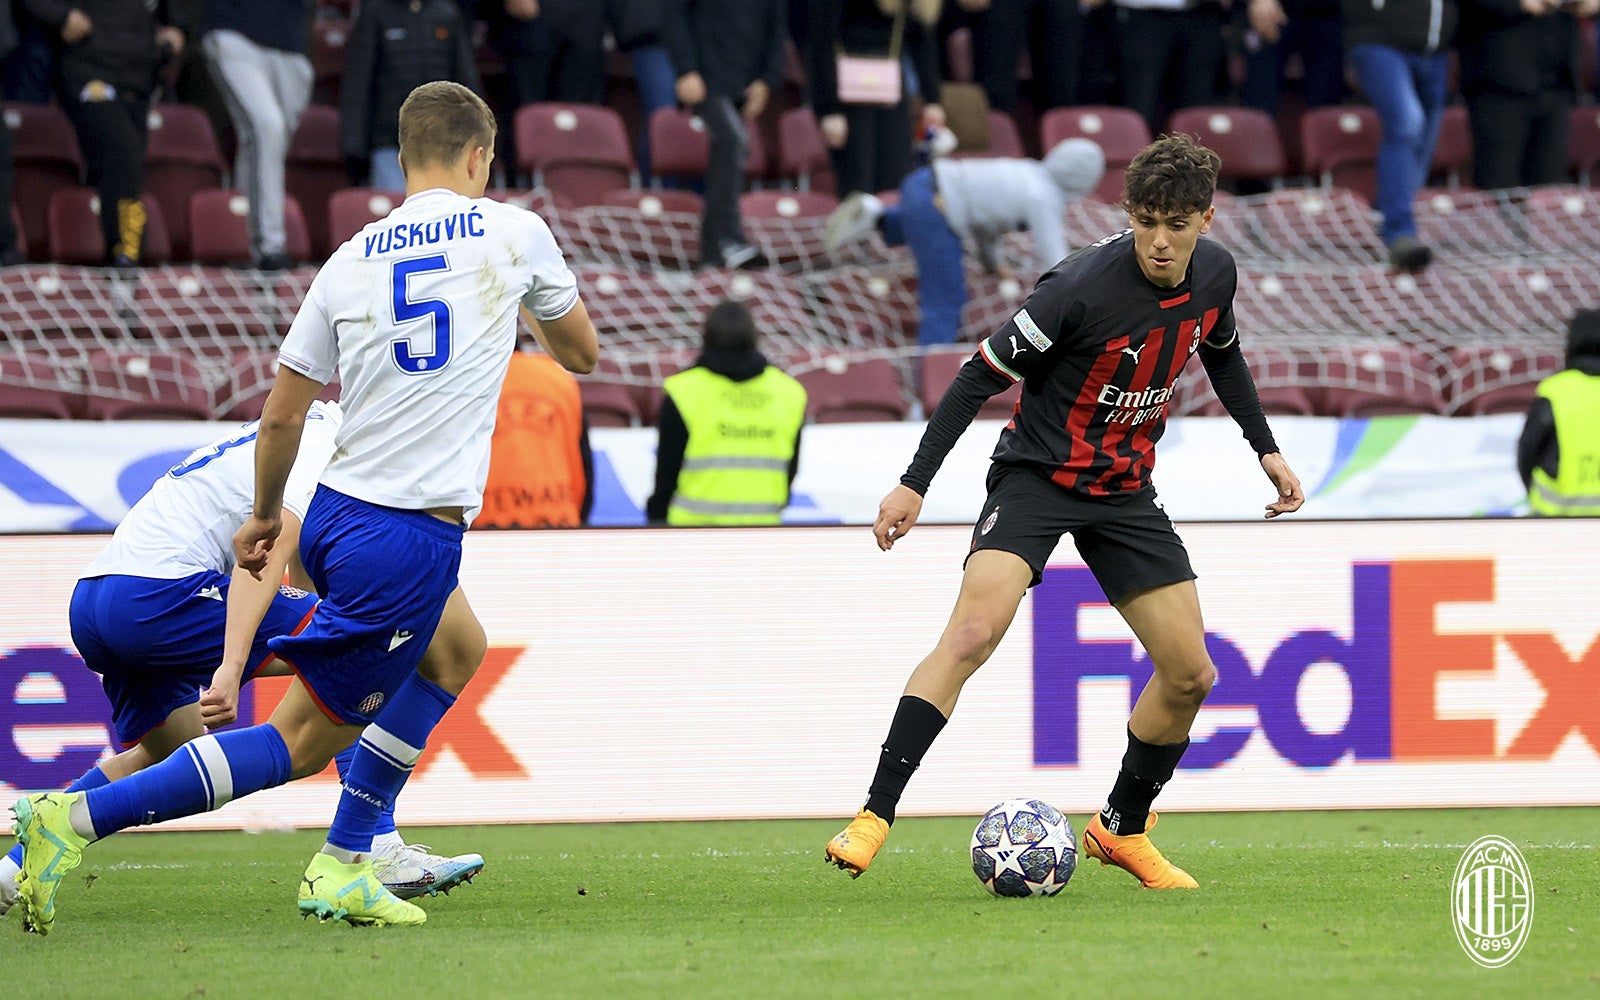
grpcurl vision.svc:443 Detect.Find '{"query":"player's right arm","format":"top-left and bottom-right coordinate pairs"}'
top-left (203, 509), bottom-right (305, 729)
top-left (520, 212), bottom-right (598, 374)
top-left (520, 302), bottom-right (598, 375)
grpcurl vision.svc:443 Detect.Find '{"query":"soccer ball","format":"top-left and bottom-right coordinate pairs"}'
top-left (970, 798), bottom-right (1077, 897)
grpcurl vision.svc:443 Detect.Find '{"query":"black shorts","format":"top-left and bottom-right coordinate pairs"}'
top-left (966, 465), bottom-right (1196, 604)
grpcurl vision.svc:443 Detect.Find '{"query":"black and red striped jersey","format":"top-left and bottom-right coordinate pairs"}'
top-left (976, 230), bottom-right (1238, 496)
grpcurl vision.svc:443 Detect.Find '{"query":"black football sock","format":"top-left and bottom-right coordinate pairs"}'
top-left (1099, 728), bottom-right (1190, 836)
top-left (863, 695), bottom-right (948, 825)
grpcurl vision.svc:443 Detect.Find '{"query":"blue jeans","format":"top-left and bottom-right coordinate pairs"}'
top-left (629, 44), bottom-right (677, 184)
top-left (370, 147), bottom-right (405, 191)
top-left (880, 167), bottom-right (965, 347)
top-left (1347, 44), bottom-right (1448, 245)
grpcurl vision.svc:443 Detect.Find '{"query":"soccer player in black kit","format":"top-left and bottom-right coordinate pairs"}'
top-left (825, 134), bottom-right (1305, 889)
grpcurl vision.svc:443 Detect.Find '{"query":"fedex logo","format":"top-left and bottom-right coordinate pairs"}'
top-left (1033, 560), bottom-right (1600, 769)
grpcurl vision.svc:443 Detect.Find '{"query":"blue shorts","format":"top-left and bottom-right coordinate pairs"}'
top-left (270, 485), bottom-right (464, 726)
top-left (70, 571), bottom-right (320, 746)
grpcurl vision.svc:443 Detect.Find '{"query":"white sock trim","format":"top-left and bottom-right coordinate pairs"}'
top-left (186, 734), bottom-right (235, 810)
top-left (360, 725), bottom-right (423, 771)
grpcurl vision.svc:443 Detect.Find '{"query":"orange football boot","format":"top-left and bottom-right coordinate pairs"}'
top-left (824, 809), bottom-right (890, 878)
top-left (1081, 812), bottom-right (1198, 889)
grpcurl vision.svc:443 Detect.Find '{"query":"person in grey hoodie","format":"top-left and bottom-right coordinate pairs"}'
top-left (823, 137), bottom-right (1105, 347)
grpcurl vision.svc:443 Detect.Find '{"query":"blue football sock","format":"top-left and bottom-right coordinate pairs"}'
top-left (5, 764), bottom-right (112, 867)
top-left (333, 743), bottom-right (398, 838)
top-left (326, 674), bottom-right (454, 855)
top-left (83, 726), bottom-right (292, 839)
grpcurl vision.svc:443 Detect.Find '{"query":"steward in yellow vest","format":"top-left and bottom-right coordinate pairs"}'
top-left (647, 300), bottom-right (807, 525)
top-left (1520, 308), bottom-right (1600, 516)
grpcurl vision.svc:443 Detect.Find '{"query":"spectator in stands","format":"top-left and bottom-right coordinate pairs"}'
top-left (200, 0), bottom-right (313, 270)
top-left (806, 0), bottom-right (946, 197)
top-left (1342, 0), bottom-right (1457, 273)
top-left (663, 0), bottom-right (786, 270)
top-left (486, 0), bottom-right (606, 109)
top-left (1110, 0), bottom-right (1227, 134)
top-left (479, 332), bottom-right (595, 528)
top-left (823, 138), bottom-right (1105, 347)
top-left (3, 0), bottom-right (53, 102)
top-left (1519, 308), bottom-right (1600, 516)
top-left (647, 300), bottom-right (807, 526)
top-left (1239, 0), bottom-right (1344, 117)
top-left (1458, 0), bottom-right (1596, 191)
top-left (27, 0), bottom-right (184, 266)
top-left (0, 0), bottom-right (20, 264)
top-left (608, 0), bottom-right (678, 184)
top-left (340, 0), bottom-right (481, 191)
top-left (963, 0), bottom-right (1087, 114)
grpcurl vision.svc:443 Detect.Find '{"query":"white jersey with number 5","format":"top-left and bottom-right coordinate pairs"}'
top-left (277, 188), bottom-right (579, 521)
top-left (83, 401), bottom-right (344, 581)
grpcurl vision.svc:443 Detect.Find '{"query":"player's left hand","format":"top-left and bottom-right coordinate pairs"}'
top-left (200, 673), bottom-right (241, 728)
top-left (234, 512), bottom-right (282, 579)
top-left (1260, 452), bottom-right (1304, 518)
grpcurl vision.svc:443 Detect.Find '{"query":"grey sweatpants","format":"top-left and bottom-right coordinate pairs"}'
top-left (202, 29), bottom-right (313, 259)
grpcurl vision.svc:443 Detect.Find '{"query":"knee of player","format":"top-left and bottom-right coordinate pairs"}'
top-left (1164, 657), bottom-right (1216, 705)
top-left (945, 615), bottom-right (1003, 664)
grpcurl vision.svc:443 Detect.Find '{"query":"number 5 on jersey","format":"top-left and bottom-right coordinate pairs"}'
top-left (391, 255), bottom-right (453, 374)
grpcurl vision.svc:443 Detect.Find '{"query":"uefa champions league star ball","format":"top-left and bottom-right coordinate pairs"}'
top-left (970, 798), bottom-right (1077, 897)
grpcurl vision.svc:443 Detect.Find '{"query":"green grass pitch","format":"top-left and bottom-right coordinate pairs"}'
top-left (9, 808), bottom-right (1596, 999)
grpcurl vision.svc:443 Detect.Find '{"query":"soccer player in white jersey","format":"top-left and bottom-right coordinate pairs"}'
top-left (11, 81), bottom-right (599, 932)
top-left (0, 403), bottom-right (483, 920)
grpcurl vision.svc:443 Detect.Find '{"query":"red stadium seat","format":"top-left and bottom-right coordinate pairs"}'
top-left (6, 102), bottom-right (83, 261)
top-left (513, 103), bottom-right (635, 207)
top-left (1167, 106), bottom-right (1285, 186)
top-left (1300, 106), bottom-right (1379, 202)
top-left (327, 187), bottom-right (405, 248)
top-left (599, 188), bottom-right (704, 215)
top-left (645, 107), bottom-right (768, 186)
top-left (920, 348), bottom-right (1021, 420)
top-left (188, 190), bottom-right (312, 266)
top-left (1313, 343), bottom-right (1446, 417)
top-left (309, 19), bottom-right (351, 106)
top-left (0, 353), bottom-right (87, 418)
top-left (1039, 106), bottom-right (1149, 201)
top-left (577, 377), bottom-right (643, 428)
top-left (739, 190), bottom-right (839, 220)
top-left (219, 348), bottom-right (339, 421)
top-left (85, 349), bottom-right (215, 420)
top-left (1522, 186), bottom-right (1600, 255)
top-left (144, 104), bottom-right (226, 261)
top-left (1441, 345), bottom-right (1561, 416)
top-left (1570, 104), bottom-right (1600, 185)
top-left (945, 27), bottom-right (974, 83)
top-left (796, 356), bottom-right (909, 423)
top-left (1429, 104), bottom-right (1472, 187)
top-left (48, 188), bottom-right (171, 266)
top-left (288, 104), bottom-right (346, 258)
top-left (776, 107), bottom-right (834, 193)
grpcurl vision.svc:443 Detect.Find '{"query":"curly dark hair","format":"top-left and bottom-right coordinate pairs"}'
top-left (1120, 134), bottom-right (1222, 217)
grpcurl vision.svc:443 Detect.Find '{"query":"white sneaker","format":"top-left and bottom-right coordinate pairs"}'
top-left (823, 193), bottom-right (885, 253)
top-left (370, 842), bottom-right (485, 901)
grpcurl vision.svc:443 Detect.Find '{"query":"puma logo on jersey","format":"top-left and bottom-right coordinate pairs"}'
top-left (1122, 344), bottom-right (1145, 363)
top-left (388, 630), bottom-right (415, 652)
top-left (1009, 335), bottom-right (1026, 358)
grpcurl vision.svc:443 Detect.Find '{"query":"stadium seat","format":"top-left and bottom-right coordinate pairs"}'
top-left (599, 188), bottom-right (704, 215)
top-left (1570, 104), bottom-right (1600, 185)
top-left (288, 104), bottom-right (347, 258)
top-left (1411, 188), bottom-right (1524, 261)
top-left (144, 104), bottom-right (226, 261)
top-left (1167, 106), bottom-right (1285, 187)
top-left (1038, 106), bottom-right (1149, 201)
top-left (6, 102), bottom-right (84, 261)
top-left (739, 190), bottom-right (839, 220)
top-left (327, 187), bottom-right (405, 248)
top-left (513, 103), bottom-right (636, 207)
top-left (1442, 344), bottom-right (1561, 416)
top-left (1247, 187), bottom-right (1385, 268)
top-left (577, 377), bottom-right (643, 428)
top-left (797, 356), bottom-right (909, 423)
top-left (945, 27), bottom-right (974, 83)
top-left (1429, 104), bottom-right (1472, 188)
top-left (1521, 186), bottom-right (1600, 255)
top-left (219, 348), bottom-right (339, 421)
top-left (1299, 106), bottom-right (1379, 202)
top-left (798, 266), bottom-right (919, 346)
top-left (0, 353), bottom-right (87, 418)
top-left (777, 107), bottom-right (834, 193)
top-left (309, 19), bottom-right (351, 106)
top-left (47, 188), bottom-right (171, 266)
top-left (485, 188), bottom-right (558, 216)
top-left (646, 107), bottom-right (769, 185)
top-left (188, 190), bottom-right (312, 266)
top-left (85, 349), bottom-right (215, 420)
top-left (1313, 344), bottom-right (1446, 417)
top-left (561, 190), bottom-right (701, 270)
top-left (920, 348), bottom-right (1021, 420)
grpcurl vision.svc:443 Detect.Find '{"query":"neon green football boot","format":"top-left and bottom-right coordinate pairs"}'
top-left (12, 792), bottom-right (91, 935)
top-left (298, 852), bottom-right (427, 926)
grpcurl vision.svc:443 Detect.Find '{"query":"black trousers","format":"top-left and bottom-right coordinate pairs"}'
top-left (501, 2), bottom-right (607, 106)
top-left (62, 80), bottom-right (150, 261)
top-left (0, 113), bottom-right (17, 258)
top-left (1114, 4), bottom-right (1225, 134)
top-left (974, 0), bottom-right (1083, 113)
top-left (1468, 88), bottom-right (1572, 190)
top-left (830, 101), bottom-right (914, 197)
top-left (700, 94), bottom-right (750, 257)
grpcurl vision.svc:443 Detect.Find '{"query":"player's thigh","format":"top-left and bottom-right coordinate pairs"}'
top-left (135, 702), bottom-right (206, 763)
top-left (266, 677), bottom-right (364, 779)
top-left (416, 586), bottom-right (487, 696)
top-left (939, 549), bottom-right (1034, 653)
top-left (1114, 579), bottom-right (1210, 679)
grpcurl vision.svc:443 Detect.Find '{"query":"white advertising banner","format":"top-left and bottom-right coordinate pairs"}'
top-left (0, 413), bottom-right (1531, 533)
top-left (1, 520), bottom-right (1595, 830)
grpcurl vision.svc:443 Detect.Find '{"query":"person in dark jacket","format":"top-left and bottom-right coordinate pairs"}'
top-left (1519, 308), bottom-right (1600, 515)
top-left (807, 0), bottom-right (946, 197)
top-left (662, 0), bottom-right (786, 270)
top-left (485, 0), bottom-right (606, 110)
top-left (339, 0), bottom-right (481, 191)
top-left (956, 0), bottom-right (1086, 114)
top-left (1341, 0), bottom-right (1457, 273)
top-left (24, 0), bottom-right (185, 265)
top-left (1458, 0), bottom-right (1596, 190)
top-left (1240, 0), bottom-right (1344, 116)
top-left (0, 1), bottom-right (19, 263)
top-left (608, 0), bottom-right (677, 183)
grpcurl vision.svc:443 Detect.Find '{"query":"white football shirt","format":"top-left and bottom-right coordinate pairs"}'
top-left (277, 188), bottom-right (579, 521)
top-left (84, 401), bottom-right (343, 580)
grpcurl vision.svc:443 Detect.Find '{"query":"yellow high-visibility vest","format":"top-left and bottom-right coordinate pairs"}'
top-left (664, 366), bottom-right (807, 526)
top-left (1529, 369), bottom-right (1600, 516)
